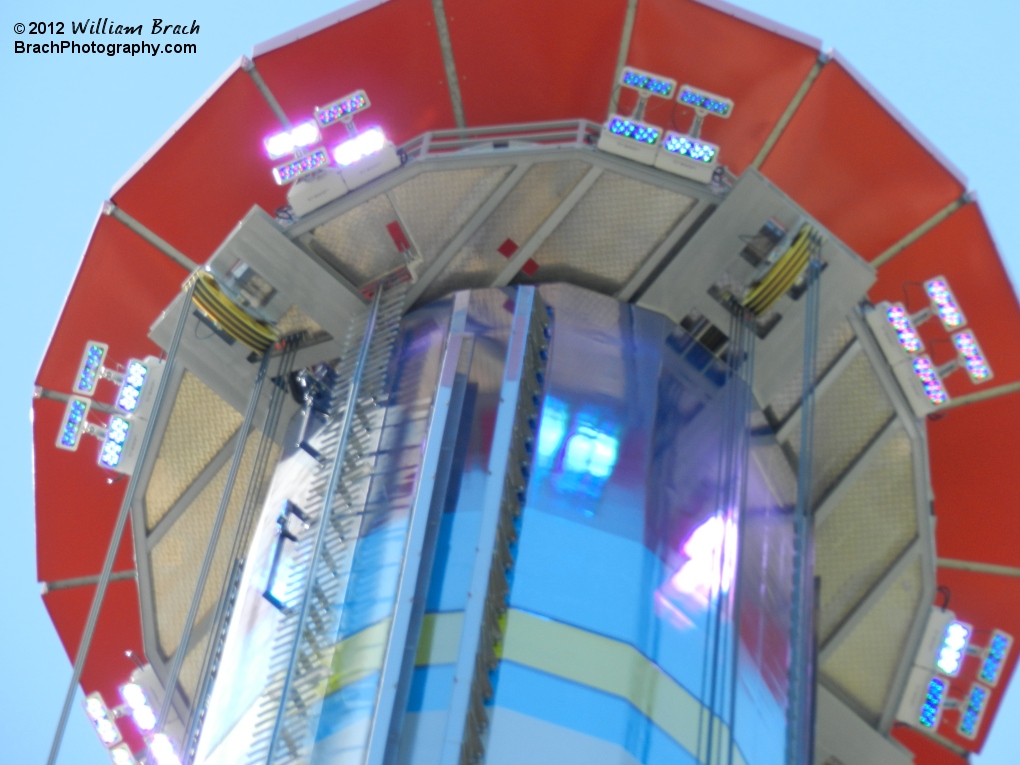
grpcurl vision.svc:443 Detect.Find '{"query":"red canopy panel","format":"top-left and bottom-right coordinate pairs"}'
top-left (35, 213), bottom-right (185, 393)
top-left (443, 0), bottom-right (628, 127)
top-left (111, 68), bottom-right (289, 264)
top-left (33, 398), bottom-right (135, 583)
top-left (626, 0), bottom-right (821, 176)
top-left (927, 394), bottom-right (1020, 567)
top-left (930, 567), bottom-right (1020, 751)
top-left (254, 0), bottom-right (457, 147)
top-left (891, 727), bottom-right (968, 764)
top-left (44, 580), bottom-right (147, 753)
top-left (760, 56), bottom-right (966, 261)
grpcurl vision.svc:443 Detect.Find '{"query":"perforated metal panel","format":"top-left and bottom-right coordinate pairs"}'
top-left (815, 427), bottom-right (918, 643)
top-left (786, 351), bottom-right (895, 504)
top-left (311, 193), bottom-right (403, 287)
top-left (767, 318), bottom-right (856, 424)
top-left (275, 304), bottom-right (326, 339)
top-left (390, 166), bottom-right (513, 261)
top-left (517, 172), bottom-right (695, 294)
top-left (145, 372), bottom-right (243, 530)
top-left (419, 160), bottom-right (592, 304)
top-left (149, 434), bottom-right (276, 657)
top-left (821, 556), bottom-right (924, 723)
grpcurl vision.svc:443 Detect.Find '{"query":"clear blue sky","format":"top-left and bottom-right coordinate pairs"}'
top-left (1, 1), bottom-right (1016, 763)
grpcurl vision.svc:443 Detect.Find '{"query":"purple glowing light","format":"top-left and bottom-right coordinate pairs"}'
top-left (952, 332), bottom-right (992, 382)
top-left (925, 278), bottom-right (966, 330)
top-left (912, 356), bottom-right (948, 405)
top-left (886, 304), bottom-right (923, 354)
top-left (655, 514), bottom-right (739, 629)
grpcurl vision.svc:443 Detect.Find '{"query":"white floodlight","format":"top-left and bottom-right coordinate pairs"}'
top-left (263, 121), bottom-right (322, 159)
top-left (334, 128), bottom-right (402, 190)
top-left (149, 734), bottom-right (183, 765)
top-left (119, 682), bottom-right (157, 732)
top-left (109, 743), bottom-right (139, 765)
top-left (98, 415), bottom-right (133, 472)
top-left (654, 130), bottom-right (720, 183)
top-left (596, 116), bottom-right (662, 165)
top-left (82, 691), bottom-right (122, 748)
top-left (115, 360), bottom-right (148, 414)
top-left (55, 395), bottom-right (92, 451)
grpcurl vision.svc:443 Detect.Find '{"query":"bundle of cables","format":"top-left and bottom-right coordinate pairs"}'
top-left (742, 224), bottom-right (822, 316)
top-left (187, 270), bottom-right (280, 354)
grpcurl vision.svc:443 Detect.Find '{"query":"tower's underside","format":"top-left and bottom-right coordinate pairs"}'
top-left (32, 3), bottom-right (1020, 765)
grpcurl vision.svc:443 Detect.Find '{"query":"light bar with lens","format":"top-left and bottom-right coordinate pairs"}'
top-left (149, 734), bottom-right (183, 765)
top-left (332, 127), bottom-right (387, 166)
top-left (315, 89), bottom-right (370, 127)
top-left (263, 121), bottom-right (322, 159)
top-left (678, 85), bottom-right (734, 117)
top-left (83, 691), bottom-right (122, 747)
top-left (980, 631), bottom-right (1013, 686)
top-left (958, 683), bottom-right (989, 739)
top-left (919, 677), bottom-right (946, 728)
top-left (886, 303), bottom-right (924, 353)
top-left (605, 116), bottom-right (661, 145)
top-left (661, 131), bottom-right (718, 163)
top-left (56, 395), bottom-right (92, 451)
top-left (912, 356), bottom-right (948, 405)
top-left (935, 621), bottom-right (971, 676)
top-left (99, 416), bottom-right (131, 469)
top-left (272, 148), bottom-right (330, 185)
top-left (619, 67), bottom-right (676, 97)
top-left (109, 743), bottom-right (139, 765)
top-left (74, 341), bottom-right (109, 396)
top-left (115, 360), bottom-right (148, 413)
top-left (952, 332), bottom-right (992, 383)
top-left (925, 277), bottom-right (966, 330)
top-left (119, 682), bottom-right (156, 732)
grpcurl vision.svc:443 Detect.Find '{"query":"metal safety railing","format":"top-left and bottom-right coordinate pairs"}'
top-left (399, 119), bottom-right (602, 161)
top-left (243, 277), bottom-right (409, 765)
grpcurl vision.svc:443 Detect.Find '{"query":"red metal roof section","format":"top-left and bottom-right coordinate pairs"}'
top-left (627, 0), bottom-right (820, 176)
top-left (111, 69), bottom-right (288, 264)
top-left (31, 1), bottom-right (1020, 760)
top-left (443, 0), bottom-right (628, 126)
top-left (760, 59), bottom-right (966, 261)
top-left (892, 727), bottom-right (968, 765)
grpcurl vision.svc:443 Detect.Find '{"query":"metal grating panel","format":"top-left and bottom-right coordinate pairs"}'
top-left (419, 160), bottom-right (592, 304)
top-left (815, 427), bottom-right (918, 643)
top-left (390, 166), bottom-right (513, 262)
top-left (145, 372), bottom-right (243, 531)
top-left (517, 172), bottom-right (695, 294)
top-left (149, 434), bottom-right (276, 657)
top-left (786, 351), bottom-right (894, 504)
top-left (821, 556), bottom-right (923, 723)
top-left (311, 193), bottom-right (404, 287)
top-left (767, 318), bottom-right (856, 423)
top-left (275, 305), bottom-right (326, 339)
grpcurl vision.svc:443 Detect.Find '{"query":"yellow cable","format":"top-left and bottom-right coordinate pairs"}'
top-left (744, 226), bottom-right (810, 312)
top-left (187, 272), bottom-right (279, 353)
top-left (743, 225), bottom-right (814, 315)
